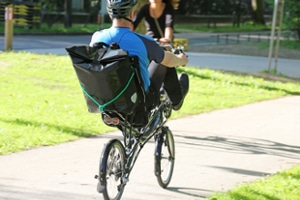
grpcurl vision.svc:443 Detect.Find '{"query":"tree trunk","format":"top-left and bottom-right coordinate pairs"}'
top-left (64, 0), bottom-right (72, 28)
top-left (251, 0), bottom-right (265, 25)
top-left (233, 0), bottom-right (242, 28)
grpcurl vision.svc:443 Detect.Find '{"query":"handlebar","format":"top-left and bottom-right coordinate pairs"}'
top-left (160, 43), bottom-right (186, 55)
top-left (153, 38), bottom-right (186, 54)
top-left (155, 39), bottom-right (188, 67)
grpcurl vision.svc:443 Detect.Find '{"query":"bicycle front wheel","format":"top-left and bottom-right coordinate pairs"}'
top-left (98, 139), bottom-right (126, 200)
top-left (155, 127), bottom-right (175, 188)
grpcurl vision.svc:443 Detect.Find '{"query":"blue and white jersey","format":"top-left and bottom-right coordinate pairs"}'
top-left (90, 27), bottom-right (165, 91)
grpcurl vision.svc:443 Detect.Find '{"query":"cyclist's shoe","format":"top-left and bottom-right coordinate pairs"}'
top-left (173, 73), bottom-right (189, 110)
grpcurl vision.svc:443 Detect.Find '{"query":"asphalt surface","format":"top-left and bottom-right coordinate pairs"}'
top-left (1, 33), bottom-right (300, 79)
top-left (1, 33), bottom-right (300, 200)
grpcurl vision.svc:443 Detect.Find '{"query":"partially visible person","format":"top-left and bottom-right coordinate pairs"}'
top-left (90, 0), bottom-right (189, 111)
top-left (133, 0), bottom-right (175, 45)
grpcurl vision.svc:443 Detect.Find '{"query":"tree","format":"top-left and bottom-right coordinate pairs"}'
top-left (284, 0), bottom-right (300, 40)
top-left (41, 0), bottom-right (66, 28)
top-left (64, 0), bottom-right (72, 28)
top-left (233, 0), bottom-right (242, 27)
top-left (251, 0), bottom-right (265, 25)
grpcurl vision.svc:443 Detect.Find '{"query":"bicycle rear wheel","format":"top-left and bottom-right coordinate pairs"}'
top-left (155, 127), bottom-right (175, 188)
top-left (98, 139), bottom-right (126, 200)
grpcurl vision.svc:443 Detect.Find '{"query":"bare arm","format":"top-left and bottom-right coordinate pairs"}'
top-left (160, 27), bottom-right (173, 44)
top-left (160, 3), bottom-right (174, 44)
top-left (136, 34), bottom-right (187, 68)
top-left (161, 51), bottom-right (188, 67)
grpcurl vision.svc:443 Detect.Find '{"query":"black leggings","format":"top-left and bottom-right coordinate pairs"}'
top-left (148, 61), bottom-right (182, 106)
top-left (130, 61), bottom-right (182, 126)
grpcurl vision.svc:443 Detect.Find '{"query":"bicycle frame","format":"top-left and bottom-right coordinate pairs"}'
top-left (97, 93), bottom-right (172, 191)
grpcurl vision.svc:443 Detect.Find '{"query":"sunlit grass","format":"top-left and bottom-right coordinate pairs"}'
top-left (172, 67), bottom-right (300, 118)
top-left (258, 40), bottom-right (300, 51)
top-left (0, 52), bottom-right (113, 155)
top-left (1, 52), bottom-right (299, 155)
top-left (175, 23), bottom-right (272, 33)
top-left (0, 22), bottom-right (271, 34)
top-left (207, 165), bottom-right (300, 200)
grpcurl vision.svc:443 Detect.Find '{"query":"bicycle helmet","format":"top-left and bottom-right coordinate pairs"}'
top-left (106, 0), bottom-right (137, 19)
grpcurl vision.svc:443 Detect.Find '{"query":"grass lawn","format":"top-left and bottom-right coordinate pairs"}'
top-left (208, 165), bottom-right (300, 200)
top-left (0, 22), bottom-right (271, 35)
top-left (1, 52), bottom-right (300, 155)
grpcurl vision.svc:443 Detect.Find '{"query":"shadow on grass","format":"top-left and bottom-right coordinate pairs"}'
top-left (0, 118), bottom-right (97, 138)
top-left (182, 68), bottom-right (300, 95)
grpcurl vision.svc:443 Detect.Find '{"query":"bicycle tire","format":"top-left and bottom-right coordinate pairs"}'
top-left (155, 127), bottom-right (175, 188)
top-left (98, 139), bottom-right (126, 200)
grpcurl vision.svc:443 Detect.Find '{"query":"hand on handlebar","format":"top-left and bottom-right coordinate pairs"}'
top-left (159, 41), bottom-right (188, 67)
top-left (159, 38), bottom-right (171, 46)
top-left (173, 46), bottom-right (188, 67)
top-left (176, 52), bottom-right (188, 67)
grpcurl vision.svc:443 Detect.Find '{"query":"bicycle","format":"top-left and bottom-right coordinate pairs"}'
top-left (95, 45), bottom-right (185, 200)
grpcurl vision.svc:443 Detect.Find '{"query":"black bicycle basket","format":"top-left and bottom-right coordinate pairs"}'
top-left (66, 43), bottom-right (144, 115)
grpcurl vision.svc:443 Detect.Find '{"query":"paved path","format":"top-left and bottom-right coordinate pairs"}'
top-left (0, 96), bottom-right (300, 200)
top-left (1, 34), bottom-right (300, 79)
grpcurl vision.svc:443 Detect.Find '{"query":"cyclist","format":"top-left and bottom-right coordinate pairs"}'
top-left (133, 0), bottom-right (175, 45)
top-left (89, 0), bottom-right (189, 112)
